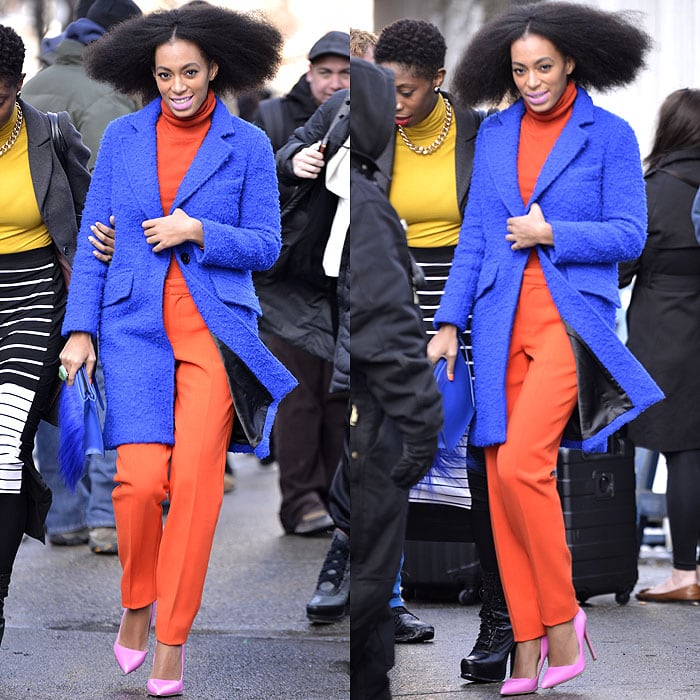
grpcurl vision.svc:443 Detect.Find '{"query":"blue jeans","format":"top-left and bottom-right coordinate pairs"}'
top-left (36, 361), bottom-right (117, 534)
top-left (389, 552), bottom-right (404, 609)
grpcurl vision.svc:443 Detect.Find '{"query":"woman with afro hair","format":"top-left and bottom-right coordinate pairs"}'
top-left (429, 2), bottom-right (662, 695)
top-left (59, 5), bottom-right (296, 696)
top-left (374, 17), bottom-right (514, 685)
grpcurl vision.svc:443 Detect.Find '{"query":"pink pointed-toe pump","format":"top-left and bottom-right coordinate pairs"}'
top-left (500, 636), bottom-right (548, 696)
top-left (114, 604), bottom-right (155, 674)
top-left (540, 607), bottom-right (596, 689)
top-left (146, 645), bottom-right (185, 697)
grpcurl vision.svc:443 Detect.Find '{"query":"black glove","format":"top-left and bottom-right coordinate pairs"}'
top-left (390, 436), bottom-right (438, 489)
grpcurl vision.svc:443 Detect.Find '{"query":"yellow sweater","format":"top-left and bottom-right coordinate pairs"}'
top-left (389, 95), bottom-right (461, 248)
top-left (0, 104), bottom-right (52, 253)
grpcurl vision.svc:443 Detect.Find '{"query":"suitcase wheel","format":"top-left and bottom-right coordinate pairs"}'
top-left (458, 587), bottom-right (480, 606)
top-left (615, 590), bottom-right (631, 605)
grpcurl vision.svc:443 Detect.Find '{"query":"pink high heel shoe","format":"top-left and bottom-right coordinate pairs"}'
top-left (114, 604), bottom-right (155, 674)
top-left (146, 645), bottom-right (185, 697)
top-left (540, 607), bottom-right (596, 689)
top-left (500, 636), bottom-right (548, 696)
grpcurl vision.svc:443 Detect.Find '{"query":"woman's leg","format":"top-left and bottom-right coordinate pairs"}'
top-left (149, 275), bottom-right (234, 679)
top-left (641, 449), bottom-right (700, 593)
top-left (486, 272), bottom-right (579, 675)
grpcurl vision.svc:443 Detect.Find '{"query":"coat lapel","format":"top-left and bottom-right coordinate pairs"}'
top-left (483, 103), bottom-right (527, 216)
top-left (23, 103), bottom-right (53, 215)
top-left (172, 100), bottom-right (235, 211)
top-left (121, 99), bottom-right (164, 219)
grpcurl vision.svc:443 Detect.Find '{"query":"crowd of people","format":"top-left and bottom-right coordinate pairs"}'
top-left (0, 1), bottom-right (697, 699)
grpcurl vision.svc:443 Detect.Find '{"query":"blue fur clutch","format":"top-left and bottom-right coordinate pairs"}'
top-left (433, 348), bottom-right (475, 451)
top-left (58, 366), bottom-right (105, 491)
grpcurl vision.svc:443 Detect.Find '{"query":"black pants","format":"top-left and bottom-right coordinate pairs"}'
top-left (349, 390), bottom-right (407, 699)
top-left (266, 334), bottom-right (347, 532)
top-left (663, 449), bottom-right (700, 570)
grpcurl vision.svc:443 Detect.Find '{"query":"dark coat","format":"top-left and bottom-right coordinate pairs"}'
top-left (621, 148), bottom-right (700, 451)
top-left (255, 89), bottom-right (350, 362)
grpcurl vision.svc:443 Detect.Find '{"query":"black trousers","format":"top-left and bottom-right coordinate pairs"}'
top-left (663, 449), bottom-right (700, 570)
top-left (266, 334), bottom-right (347, 532)
top-left (349, 390), bottom-right (407, 699)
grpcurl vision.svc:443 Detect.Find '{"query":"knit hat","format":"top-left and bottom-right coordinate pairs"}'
top-left (308, 31), bottom-right (350, 62)
top-left (87, 0), bottom-right (141, 31)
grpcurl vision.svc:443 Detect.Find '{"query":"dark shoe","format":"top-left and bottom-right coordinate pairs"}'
top-left (306, 528), bottom-right (350, 623)
top-left (49, 527), bottom-right (89, 546)
top-left (393, 606), bottom-right (434, 643)
top-left (460, 570), bottom-right (515, 683)
top-left (636, 583), bottom-right (700, 603)
top-left (0, 572), bottom-right (10, 647)
top-left (89, 527), bottom-right (119, 555)
top-left (293, 508), bottom-right (334, 536)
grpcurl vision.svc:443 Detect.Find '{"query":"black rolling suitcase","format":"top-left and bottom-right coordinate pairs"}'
top-left (400, 502), bottom-right (481, 605)
top-left (556, 436), bottom-right (638, 605)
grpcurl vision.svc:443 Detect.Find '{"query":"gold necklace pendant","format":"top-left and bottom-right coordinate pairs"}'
top-left (0, 103), bottom-right (23, 157)
top-left (397, 95), bottom-right (453, 155)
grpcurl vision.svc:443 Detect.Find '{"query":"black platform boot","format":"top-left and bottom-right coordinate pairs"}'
top-left (460, 570), bottom-right (515, 682)
top-left (0, 572), bottom-right (10, 647)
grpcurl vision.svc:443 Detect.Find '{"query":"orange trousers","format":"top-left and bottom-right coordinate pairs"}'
top-left (113, 264), bottom-right (234, 645)
top-left (485, 258), bottom-right (579, 642)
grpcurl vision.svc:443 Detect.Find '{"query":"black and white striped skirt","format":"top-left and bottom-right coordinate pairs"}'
top-left (0, 246), bottom-right (65, 494)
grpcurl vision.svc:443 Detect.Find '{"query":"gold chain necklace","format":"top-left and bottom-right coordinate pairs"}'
top-left (397, 94), bottom-right (453, 155)
top-left (0, 102), bottom-right (23, 157)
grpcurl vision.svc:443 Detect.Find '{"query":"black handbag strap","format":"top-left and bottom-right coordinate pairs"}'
top-left (47, 111), bottom-right (68, 172)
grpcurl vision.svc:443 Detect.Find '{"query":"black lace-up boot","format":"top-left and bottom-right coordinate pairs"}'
top-left (460, 570), bottom-right (515, 682)
top-left (306, 528), bottom-right (350, 623)
top-left (0, 572), bottom-right (10, 647)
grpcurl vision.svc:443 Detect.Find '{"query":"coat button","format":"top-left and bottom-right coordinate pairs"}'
top-left (63, 245), bottom-right (70, 254)
top-left (181, 252), bottom-right (190, 264)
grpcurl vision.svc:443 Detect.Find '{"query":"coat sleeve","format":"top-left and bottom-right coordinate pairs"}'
top-left (547, 119), bottom-right (648, 265)
top-left (198, 128), bottom-right (282, 272)
top-left (62, 121), bottom-right (115, 336)
top-left (351, 184), bottom-right (443, 444)
top-left (59, 110), bottom-right (91, 227)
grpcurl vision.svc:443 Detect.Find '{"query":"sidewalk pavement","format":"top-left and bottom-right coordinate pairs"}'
top-left (2, 454), bottom-right (698, 699)
top-left (390, 547), bottom-right (700, 699)
top-left (0, 454), bottom-right (349, 700)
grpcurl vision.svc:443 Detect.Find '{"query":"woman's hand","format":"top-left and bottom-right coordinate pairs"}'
top-left (59, 332), bottom-right (96, 386)
top-left (142, 208), bottom-right (203, 253)
top-left (88, 215), bottom-right (115, 263)
top-left (291, 143), bottom-right (325, 179)
top-left (427, 323), bottom-right (459, 380)
top-left (505, 202), bottom-right (553, 250)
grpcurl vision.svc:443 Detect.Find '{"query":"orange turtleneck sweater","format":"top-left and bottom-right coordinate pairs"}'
top-left (517, 80), bottom-right (577, 206)
top-left (156, 89), bottom-right (216, 278)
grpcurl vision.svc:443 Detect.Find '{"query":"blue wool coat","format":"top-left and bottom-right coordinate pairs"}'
top-left (62, 97), bottom-right (297, 457)
top-left (434, 87), bottom-right (663, 453)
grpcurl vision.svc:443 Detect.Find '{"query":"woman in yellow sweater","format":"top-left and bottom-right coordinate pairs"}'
top-left (0, 24), bottom-right (90, 647)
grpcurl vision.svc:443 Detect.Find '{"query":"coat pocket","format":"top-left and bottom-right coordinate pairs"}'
top-left (102, 270), bottom-right (133, 308)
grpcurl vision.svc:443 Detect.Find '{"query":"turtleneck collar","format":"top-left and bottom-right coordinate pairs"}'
top-left (403, 92), bottom-right (446, 138)
top-left (159, 88), bottom-right (216, 132)
top-left (523, 80), bottom-right (577, 123)
top-left (0, 102), bottom-right (19, 142)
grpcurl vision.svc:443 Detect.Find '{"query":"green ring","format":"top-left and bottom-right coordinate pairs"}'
top-left (58, 366), bottom-right (68, 381)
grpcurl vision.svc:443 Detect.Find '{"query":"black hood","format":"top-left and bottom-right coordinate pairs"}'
top-left (350, 58), bottom-right (395, 167)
